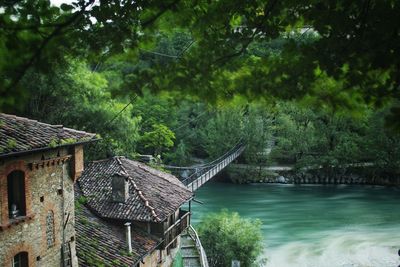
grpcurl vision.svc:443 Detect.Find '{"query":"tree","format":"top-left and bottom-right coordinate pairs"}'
top-left (199, 106), bottom-right (244, 158)
top-left (197, 210), bottom-right (263, 267)
top-left (2, 1), bottom-right (400, 127)
top-left (242, 104), bottom-right (272, 165)
top-left (270, 102), bottom-right (400, 175)
top-left (18, 59), bottom-right (141, 160)
top-left (141, 123), bottom-right (175, 157)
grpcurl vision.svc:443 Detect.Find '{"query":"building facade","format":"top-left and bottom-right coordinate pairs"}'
top-left (0, 113), bottom-right (96, 267)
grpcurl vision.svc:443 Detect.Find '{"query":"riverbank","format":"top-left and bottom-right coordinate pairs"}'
top-left (225, 164), bottom-right (400, 186)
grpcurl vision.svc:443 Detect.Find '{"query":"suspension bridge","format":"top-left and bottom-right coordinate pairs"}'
top-left (164, 141), bottom-right (246, 192)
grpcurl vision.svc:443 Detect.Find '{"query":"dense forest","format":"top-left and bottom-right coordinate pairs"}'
top-left (11, 56), bottom-right (400, 180)
top-left (1, 1), bottom-right (399, 174)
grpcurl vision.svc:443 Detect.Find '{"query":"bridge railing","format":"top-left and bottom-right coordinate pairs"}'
top-left (181, 141), bottom-right (246, 188)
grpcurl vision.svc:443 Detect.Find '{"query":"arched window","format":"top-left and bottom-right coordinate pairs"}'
top-left (7, 171), bottom-right (26, 219)
top-left (12, 251), bottom-right (28, 267)
top-left (46, 210), bottom-right (55, 248)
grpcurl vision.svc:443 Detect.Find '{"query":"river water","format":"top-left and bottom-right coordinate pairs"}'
top-left (189, 182), bottom-right (400, 267)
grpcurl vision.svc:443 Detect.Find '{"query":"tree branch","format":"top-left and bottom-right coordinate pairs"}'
top-left (6, 0), bottom-right (95, 91)
top-left (141, 0), bottom-right (180, 28)
top-left (212, 0), bottom-right (278, 65)
top-left (1, 22), bottom-right (67, 31)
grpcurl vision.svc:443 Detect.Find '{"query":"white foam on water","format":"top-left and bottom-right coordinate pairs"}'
top-left (263, 229), bottom-right (399, 267)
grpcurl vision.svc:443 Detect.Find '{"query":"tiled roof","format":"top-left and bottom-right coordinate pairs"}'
top-left (0, 113), bottom-right (97, 157)
top-left (78, 157), bottom-right (193, 222)
top-left (75, 186), bottom-right (160, 267)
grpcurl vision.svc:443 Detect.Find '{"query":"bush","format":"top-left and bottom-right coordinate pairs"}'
top-left (197, 210), bottom-right (263, 267)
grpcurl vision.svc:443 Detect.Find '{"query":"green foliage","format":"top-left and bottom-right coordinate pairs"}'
top-left (141, 123), bottom-right (175, 156)
top-left (17, 60), bottom-right (141, 160)
top-left (1, 0), bottom-right (398, 172)
top-left (271, 102), bottom-right (400, 174)
top-left (2, 0), bottom-right (400, 128)
top-left (199, 105), bottom-right (244, 158)
top-left (242, 104), bottom-right (273, 165)
top-left (165, 141), bottom-right (191, 166)
top-left (198, 210), bottom-right (263, 267)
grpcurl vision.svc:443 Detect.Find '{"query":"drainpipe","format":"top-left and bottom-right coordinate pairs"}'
top-left (125, 222), bottom-right (132, 253)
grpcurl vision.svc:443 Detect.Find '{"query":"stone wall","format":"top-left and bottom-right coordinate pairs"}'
top-left (141, 238), bottom-right (180, 267)
top-left (0, 147), bottom-right (81, 266)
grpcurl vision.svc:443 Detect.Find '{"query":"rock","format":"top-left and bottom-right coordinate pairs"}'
top-left (277, 176), bottom-right (286, 183)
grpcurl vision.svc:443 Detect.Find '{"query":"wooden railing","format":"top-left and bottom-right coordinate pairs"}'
top-left (161, 210), bottom-right (190, 249)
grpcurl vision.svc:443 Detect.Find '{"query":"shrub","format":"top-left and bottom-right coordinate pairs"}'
top-left (197, 210), bottom-right (263, 267)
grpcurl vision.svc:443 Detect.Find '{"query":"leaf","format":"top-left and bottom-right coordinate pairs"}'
top-left (60, 4), bottom-right (74, 12)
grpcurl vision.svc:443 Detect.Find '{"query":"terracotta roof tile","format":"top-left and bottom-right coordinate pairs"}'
top-left (0, 113), bottom-right (97, 157)
top-left (75, 186), bottom-right (160, 267)
top-left (78, 157), bottom-right (193, 222)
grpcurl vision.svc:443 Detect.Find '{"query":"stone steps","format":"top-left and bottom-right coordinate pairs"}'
top-left (181, 233), bottom-right (201, 267)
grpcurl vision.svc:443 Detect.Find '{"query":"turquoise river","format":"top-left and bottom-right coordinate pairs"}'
top-left (189, 182), bottom-right (400, 267)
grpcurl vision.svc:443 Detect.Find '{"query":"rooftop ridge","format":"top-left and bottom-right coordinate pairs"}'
top-left (89, 156), bottom-right (123, 165)
top-left (0, 113), bottom-right (97, 137)
top-left (62, 127), bottom-right (96, 136)
top-left (116, 157), bottom-right (161, 222)
top-left (0, 113), bottom-right (64, 129)
top-left (133, 159), bottom-right (186, 188)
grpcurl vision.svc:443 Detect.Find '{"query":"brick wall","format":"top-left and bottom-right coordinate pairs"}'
top-left (0, 147), bottom-right (79, 267)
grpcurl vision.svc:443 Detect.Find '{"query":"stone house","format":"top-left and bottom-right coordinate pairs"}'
top-left (0, 113), bottom-right (97, 267)
top-left (76, 156), bottom-right (193, 266)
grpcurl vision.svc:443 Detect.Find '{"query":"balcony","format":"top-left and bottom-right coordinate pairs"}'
top-left (161, 209), bottom-right (190, 249)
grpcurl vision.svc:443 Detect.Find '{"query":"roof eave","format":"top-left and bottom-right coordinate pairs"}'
top-left (0, 138), bottom-right (100, 159)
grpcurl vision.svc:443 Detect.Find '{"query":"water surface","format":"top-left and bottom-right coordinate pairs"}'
top-left (190, 182), bottom-right (400, 267)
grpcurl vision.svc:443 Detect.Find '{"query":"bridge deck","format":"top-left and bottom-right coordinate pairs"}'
top-left (185, 144), bottom-right (245, 192)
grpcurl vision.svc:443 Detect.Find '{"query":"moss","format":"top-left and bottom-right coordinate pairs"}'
top-left (6, 138), bottom-right (17, 150)
top-left (79, 217), bottom-right (89, 225)
top-left (75, 196), bottom-right (87, 212)
top-left (49, 138), bottom-right (58, 148)
top-left (75, 200), bottom-right (82, 211)
top-left (111, 259), bottom-right (122, 265)
top-left (78, 196), bottom-right (88, 205)
top-left (60, 138), bottom-right (78, 145)
top-left (119, 250), bottom-right (133, 257)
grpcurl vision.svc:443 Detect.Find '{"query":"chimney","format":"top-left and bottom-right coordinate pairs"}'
top-left (125, 222), bottom-right (132, 253)
top-left (112, 173), bottom-right (129, 202)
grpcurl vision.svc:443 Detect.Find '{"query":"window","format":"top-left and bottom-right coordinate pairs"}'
top-left (7, 171), bottom-right (26, 219)
top-left (46, 211), bottom-right (55, 248)
top-left (12, 252), bottom-right (28, 267)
